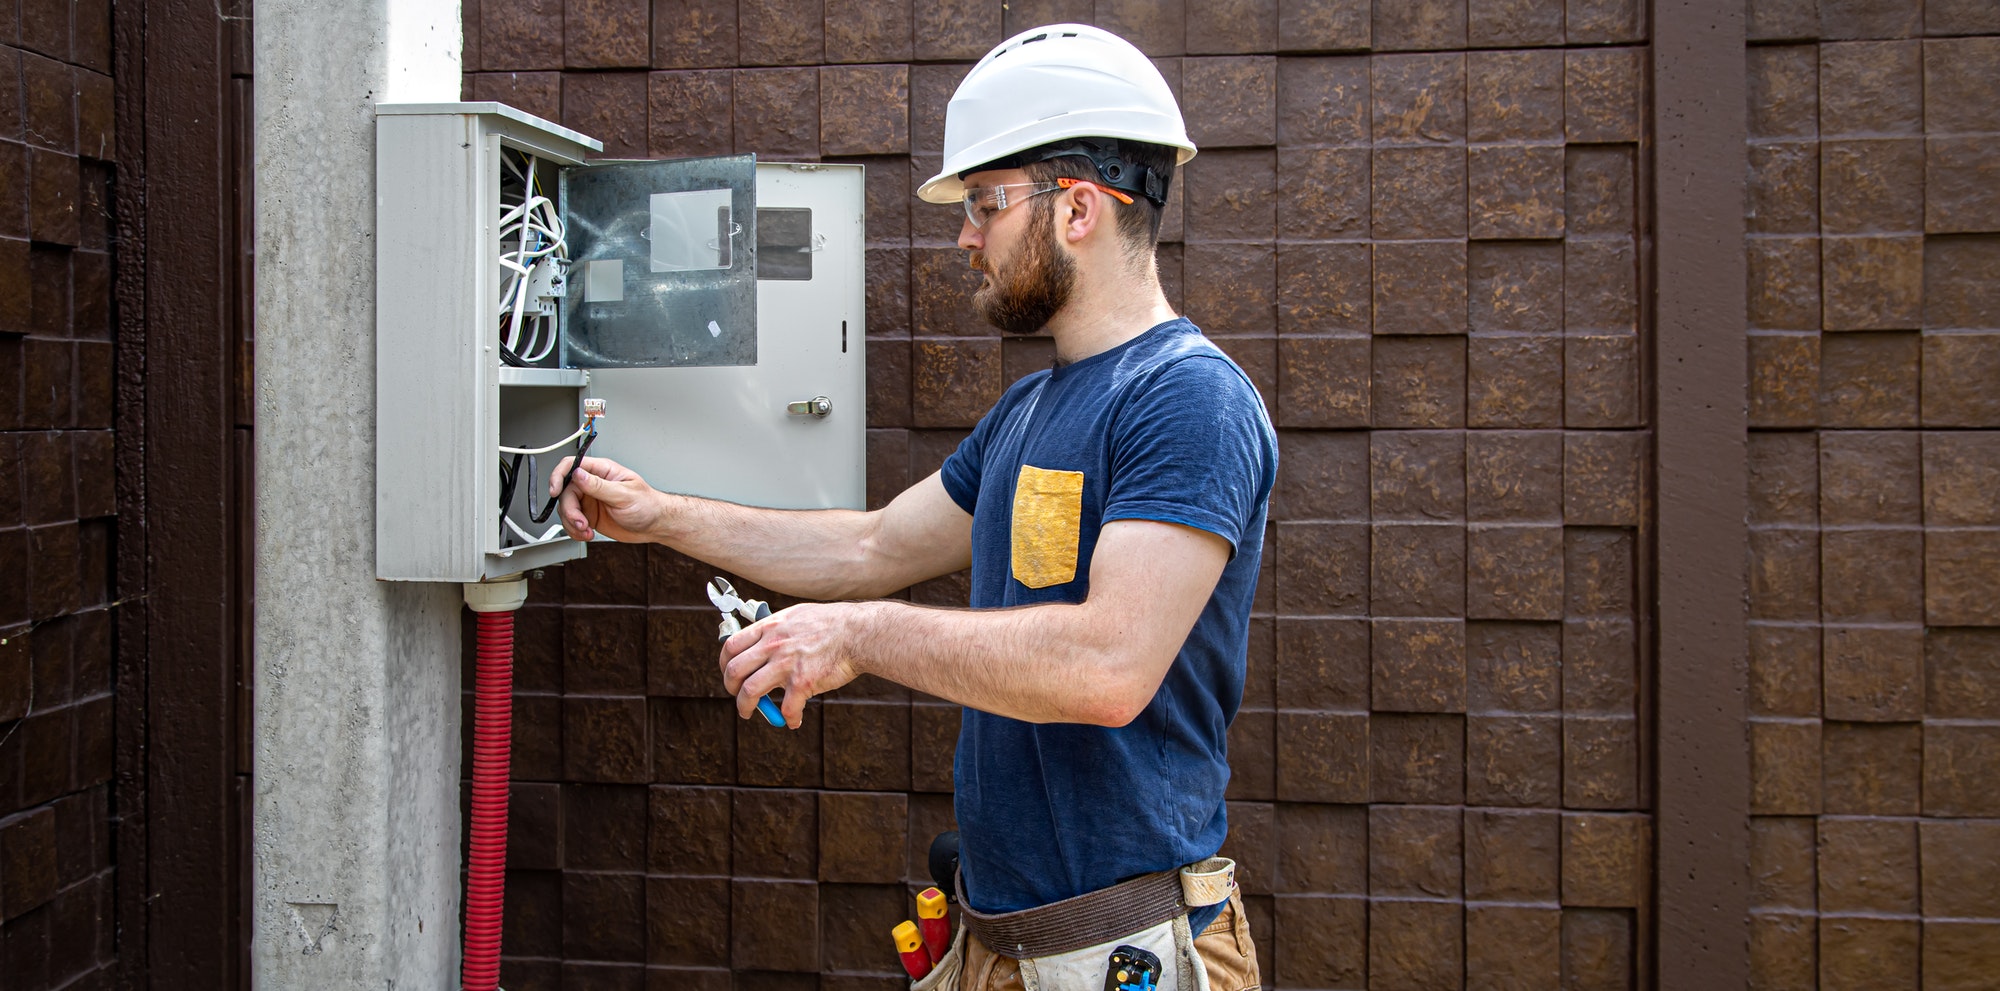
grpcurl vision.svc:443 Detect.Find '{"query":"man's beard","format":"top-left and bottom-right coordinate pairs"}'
top-left (972, 200), bottom-right (1076, 338)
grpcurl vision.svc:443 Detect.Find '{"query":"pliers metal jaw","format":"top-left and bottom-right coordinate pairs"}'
top-left (706, 577), bottom-right (787, 727)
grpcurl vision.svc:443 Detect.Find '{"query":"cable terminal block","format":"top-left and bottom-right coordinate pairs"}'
top-left (582, 398), bottom-right (606, 418)
top-left (526, 256), bottom-right (568, 317)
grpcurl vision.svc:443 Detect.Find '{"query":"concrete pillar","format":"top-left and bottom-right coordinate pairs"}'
top-left (253, 1), bottom-right (464, 986)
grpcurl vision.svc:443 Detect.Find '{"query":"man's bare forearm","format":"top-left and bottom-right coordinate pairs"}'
top-left (644, 491), bottom-right (884, 600)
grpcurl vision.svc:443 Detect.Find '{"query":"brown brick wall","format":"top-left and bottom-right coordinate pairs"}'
top-left (0, 0), bottom-right (120, 985)
top-left (466, 1), bottom-right (1654, 987)
top-left (1744, 1), bottom-right (2000, 987)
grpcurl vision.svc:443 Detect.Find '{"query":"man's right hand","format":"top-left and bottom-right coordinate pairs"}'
top-left (552, 456), bottom-right (664, 543)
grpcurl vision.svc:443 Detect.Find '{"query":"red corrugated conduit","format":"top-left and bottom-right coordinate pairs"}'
top-left (463, 603), bottom-right (516, 990)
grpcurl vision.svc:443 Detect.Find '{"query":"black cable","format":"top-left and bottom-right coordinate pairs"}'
top-left (529, 426), bottom-right (595, 525)
top-left (497, 453), bottom-right (525, 513)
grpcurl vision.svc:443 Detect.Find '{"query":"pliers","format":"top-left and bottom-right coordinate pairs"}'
top-left (706, 576), bottom-right (787, 727)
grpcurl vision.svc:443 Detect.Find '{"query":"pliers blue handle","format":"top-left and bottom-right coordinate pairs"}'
top-left (707, 577), bottom-right (787, 728)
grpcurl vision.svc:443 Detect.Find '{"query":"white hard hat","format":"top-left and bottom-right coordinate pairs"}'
top-left (916, 23), bottom-right (1198, 207)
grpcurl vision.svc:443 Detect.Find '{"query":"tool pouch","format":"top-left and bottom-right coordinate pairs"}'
top-left (922, 858), bottom-right (1235, 991)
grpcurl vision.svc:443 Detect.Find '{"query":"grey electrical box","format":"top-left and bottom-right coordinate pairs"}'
top-left (375, 103), bottom-right (866, 584)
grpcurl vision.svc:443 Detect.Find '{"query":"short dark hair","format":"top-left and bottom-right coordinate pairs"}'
top-left (1019, 140), bottom-right (1179, 252)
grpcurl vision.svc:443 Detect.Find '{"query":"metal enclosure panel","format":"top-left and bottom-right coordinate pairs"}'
top-left (375, 105), bottom-right (600, 581)
top-left (587, 163), bottom-right (867, 510)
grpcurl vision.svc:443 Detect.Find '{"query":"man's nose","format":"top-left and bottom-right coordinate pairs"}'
top-left (957, 215), bottom-right (983, 252)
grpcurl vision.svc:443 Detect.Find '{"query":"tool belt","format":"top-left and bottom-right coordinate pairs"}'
top-left (916, 857), bottom-right (1237, 991)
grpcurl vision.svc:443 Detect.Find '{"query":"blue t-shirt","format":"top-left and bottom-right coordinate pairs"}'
top-left (938, 318), bottom-right (1278, 919)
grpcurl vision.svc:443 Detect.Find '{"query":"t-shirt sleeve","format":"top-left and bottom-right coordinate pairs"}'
top-left (938, 389), bottom-right (1010, 515)
top-left (1102, 356), bottom-right (1276, 553)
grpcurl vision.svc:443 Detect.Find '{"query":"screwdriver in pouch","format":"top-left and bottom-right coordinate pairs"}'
top-left (916, 887), bottom-right (950, 963)
top-left (893, 920), bottom-right (933, 980)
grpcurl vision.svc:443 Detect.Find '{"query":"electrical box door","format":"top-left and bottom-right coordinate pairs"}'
top-left (375, 103), bottom-right (867, 584)
top-left (583, 163), bottom-right (866, 511)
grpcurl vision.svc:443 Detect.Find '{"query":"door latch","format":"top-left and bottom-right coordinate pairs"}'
top-left (787, 396), bottom-right (833, 417)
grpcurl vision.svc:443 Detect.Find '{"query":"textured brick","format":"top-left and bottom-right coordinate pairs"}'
top-left (1747, 241), bottom-right (1821, 334)
top-left (1822, 237), bottom-right (1923, 331)
top-left (1466, 621), bottom-right (1560, 713)
top-left (1749, 622), bottom-right (1821, 718)
top-left (1468, 145), bottom-right (1562, 241)
top-left (731, 879), bottom-right (818, 971)
top-left (1465, 809), bottom-right (1558, 901)
top-left (822, 700), bottom-right (909, 791)
top-left (1565, 527), bottom-right (1635, 618)
top-left (1183, 151), bottom-right (1280, 243)
top-left (1369, 899), bottom-right (1462, 990)
top-left (1465, 525), bottom-right (1562, 621)
top-left (27, 148), bottom-right (77, 247)
top-left (1274, 711), bottom-right (1368, 802)
top-left (1565, 335), bottom-right (1641, 428)
top-left (1751, 719), bottom-right (1821, 815)
top-left (1278, 0), bottom-right (1369, 51)
top-left (1466, 50), bottom-right (1562, 144)
top-left (1923, 332), bottom-right (2000, 427)
top-left (1819, 0), bottom-right (1921, 38)
top-left (1748, 142), bottom-right (1819, 235)
top-left (1372, 53), bottom-right (1465, 145)
top-left (1094, 0), bottom-right (1185, 57)
top-left (1183, 57), bottom-right (1277, 147)
top-left (1562, 909), bottom-right (1635, 989)
top-left (1561, 814), bottom-right (1644, 907)
top-left (1566, 0), bottom-right (1642, 43)
top-left (1373, 146), bottom-right (1466, 239)
top-left (1819, 41), bottom-right (1922, 136)
top-left (1920, 820), bottom-right (2000, 918)
top-left (818, 883), bottom-right (905, 974)
top-left (817, 791), bottom-right (905, 883)
top-left (566, 0), bottom-right (650, 67)
top-left (1466, 714), bottom-right (1560, 807)
top-left (1561, 618), bottom-right (1635, 715)
top-left (1820, 527), bottom-right (1924, 623)
top-left (643, 876), bottom-right (729, 967)
top-left (1824, 333), bottom-right (1912, 425)
top-left (1468, 0), bottom-right (1562, 47)
top-left (651, 697), bottom-right (736, 785)
top-left (1271, 430), bottom-right (1368, 522)
top-left (1274, 618), bottom-right (1369, 710)
top-left (566, 784), bottom-right (649, 871)
top-left (734, 68), bottom-right (819, 159)
top-left (1924, 433), bottom-right (2000, 527)
top-left (738, 0), bottom-right (822, 65)
top-left (1275, 520), bottom-right (1367, 614)
top-left (1563, 716), bottom-right (1637, 809)
top-left (1819, 918), bottom-right (1918, 991)
top-left (564, 697), bottom-right (650, 783)
top-left (1819, 430), bottom-right (1920, 525)
top-left (1565, 147), bottom-right (1637, 239)
top-left (1373, 336), bottom-right (1466, 428)
top-left (732, 789), bottom-right (816, 879)
top-left (1222, 800), bottom-right (1276, 896)
top-left (1371, 0), bottom-right (1467, 52)
top-left (1467, 336), bottom-right (1563, 429)
top-left (1371, 713), bottom-right (1463, 804)
top-left (21, 55), bottom-right (71, 154)
top-left (1465, 905), bottom-right (1561, 991)
top-left (1748, 46), bottom-right (1818, 139)
top-left (563, 72), bottom-right (649, 158)
top-left (1183, 242), bottom-right (1276, 337)
top-left (564, 872), bottom-right (645, 962)
top-left (1926, 723), bottom-right (2000, 816)
top-left (1926, 628), bottom-right (2000, 719)
top-left (1929, 0), bottom-right (2000, 32)
top-left (1821, 625), bottom-right (1922, 721)
top-left (1564, 48), bottom-right (1641, 143)
top-left (1564, 238), bottom-right (1637, 332)
top-left (649, 785), bottom-right (730, 875)
top-left (819, 65), bottom-right (907, 157)
top-left (1369, 805), bottom-right (1461, 898)
top-left (1751, 912), bottom-right (1817, 991)
top-left (735, 703), bottom-right (821, 787)
top-left (1563, 432), bottom-right (1642, 527)
top-left (1372, 618), bottom-right (1466, 711)
top-left (1273, 894), bottom-right (1366, 988)
top-left (910, 339), bottom-right (1001, 428)
top-left (1818, 818), bottom-right (1918, 914)
top-left (1823, 721), bottom-right (1921, 815)
top-left (1465, 431), bottom-right (1562, 523)
top-left (1371, 524), bottom-right (1465, 617)
top-left (824, 0), bottom-right (909, 62)
top-left (1821, 140), bottom-right (1923, 235)
top-left (1274, 801), bottom-right (1366, 894)
top-left (1751, 816), bottom-right (1817, 910)
top-left (1278, 56), bottom-right (1370, 146)
top-left (1, 806), bottom-right (57, 919)
top-left (1277, 337), bottom-right (1370, 428)
top-left (1230, 708), bottom-right (1277, 801)
top-left (481, 0), bottom-right (563, 69)
top-left (1370, 431), bottom-right (1464, 521)
top-left (1278, 151), bottom-right (1370, 241)
top-left (651, 0), bottom-right (738, 68)
top-left (1925, 922), bottom-right (2000, 991)
top-left (1925, 38), bottom-right (2000, 134)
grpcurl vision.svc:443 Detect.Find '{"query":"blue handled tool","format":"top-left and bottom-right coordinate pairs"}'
top-left (706, 576), bottom-right (787, 727)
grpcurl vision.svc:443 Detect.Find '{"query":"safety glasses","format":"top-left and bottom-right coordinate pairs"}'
top-left (960, 177), bottom-right (1135, 228)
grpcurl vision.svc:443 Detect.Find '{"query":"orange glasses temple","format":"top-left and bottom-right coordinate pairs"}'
top-left (1053, 177), bottom-right (1136, 205)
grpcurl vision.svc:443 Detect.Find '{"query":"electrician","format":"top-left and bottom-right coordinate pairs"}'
top-left (554, 24), bottom-right (1274, 991)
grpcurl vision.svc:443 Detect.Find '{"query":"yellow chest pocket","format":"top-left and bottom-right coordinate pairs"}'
top-left (1011, 465), bottom-right (1086, 589)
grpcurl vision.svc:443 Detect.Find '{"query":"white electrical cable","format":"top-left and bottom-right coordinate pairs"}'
top-left (497, 151), bottom-right (570, 365)
top-left (504, 516), bottom-right (568, 545)
top-left (498, 420), bottom-right (593, 456)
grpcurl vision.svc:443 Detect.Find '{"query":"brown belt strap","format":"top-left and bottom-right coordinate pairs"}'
top-left (955, 869), bottom-right (1189, 959)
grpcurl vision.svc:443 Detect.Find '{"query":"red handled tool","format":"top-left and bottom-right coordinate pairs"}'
top-left (893, 919), bottom-right (933, 980)
top-left (917, 886), bottom-right (950, 963)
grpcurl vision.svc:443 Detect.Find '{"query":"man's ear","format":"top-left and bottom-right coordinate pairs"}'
top-left (1062, 184), bottom-right (1109, 245)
